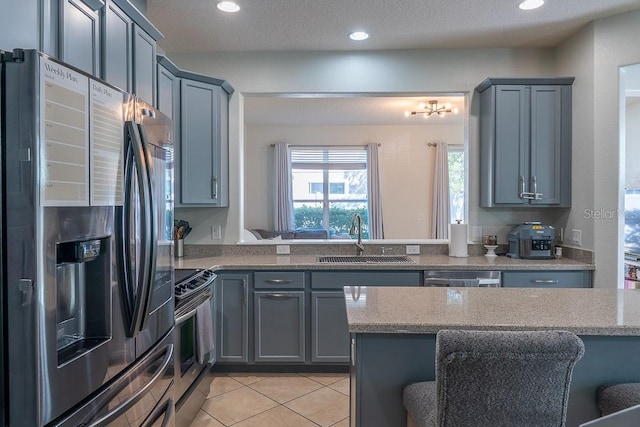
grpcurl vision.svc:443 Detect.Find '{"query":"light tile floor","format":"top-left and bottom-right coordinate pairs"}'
top-left (190, 373), bottom-right (350, 427)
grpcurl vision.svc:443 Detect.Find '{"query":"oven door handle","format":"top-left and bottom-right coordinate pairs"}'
top-left (175, 291), bottom-right (212, 325)
top-left (175, 307), bottom-right (198, 325)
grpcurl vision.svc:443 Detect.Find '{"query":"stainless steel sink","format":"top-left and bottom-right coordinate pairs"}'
top-left (317, 255), bottom-right (415, 264)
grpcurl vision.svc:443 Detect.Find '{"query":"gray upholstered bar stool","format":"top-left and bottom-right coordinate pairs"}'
top-left (402, 329), bottom-right (585, 427)
top-left (597, 383), bottom-right (640, 416)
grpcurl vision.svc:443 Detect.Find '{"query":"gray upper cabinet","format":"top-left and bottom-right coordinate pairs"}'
top-left (102, 0), bottom-right (159, 103)
top-left (157, 56), bottom-right (233, 208)
top-left (102, 0), bottom-right (132, 91)
top-left (180, 79), bottom-right (229, 206)
top-left (59, 0), bottom-right (103, 76)
top-left (0, 2), bottom-right (40, 51)
top-left (132, 25), bottom-right (156, 104)
top-left (156, 61), bottom-right (180, 165)
top-left (476, 78), bottom-right (574, 208)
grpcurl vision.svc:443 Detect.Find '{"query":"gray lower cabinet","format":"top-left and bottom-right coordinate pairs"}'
top-left (502, 270), bottom-right (592, 288)
top-left (60, 0), bottom-right (102, 76)
top-left (254, 291), bottom-right (305, 362)
top-left (215, 270), bottom-right (420, 365)
top-left (180, 79), bottom-right (229, 206)
top-left (216, 273), bottom-right (249, 363)
top-left (311, 292), bottom-right (350, 363)
top-left (476, 78), bottom-right (573, 207)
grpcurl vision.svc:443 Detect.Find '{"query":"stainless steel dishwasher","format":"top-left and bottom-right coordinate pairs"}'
top-left (424, 270), bottom-right (501, 287)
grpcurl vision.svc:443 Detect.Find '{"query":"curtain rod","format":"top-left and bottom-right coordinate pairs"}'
top-left (269, 142), bottom-right (380, 148)
top-left (428, 142), bottom-right (438, 147)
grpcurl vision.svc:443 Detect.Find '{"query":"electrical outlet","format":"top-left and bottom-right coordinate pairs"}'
top-left (472, 226), bottom-right (483, 242)
top-left (406, 245), bottom-right (420, 255)
top-left (211, 225), bottom-right (221, 240)
top-left (276, 245), bottom-right (290, 255)
top-left (571, 229), bottom-right (582, 246)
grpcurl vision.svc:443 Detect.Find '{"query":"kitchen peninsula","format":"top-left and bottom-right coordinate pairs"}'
top-left (346, 286), bottom-right (640, 427)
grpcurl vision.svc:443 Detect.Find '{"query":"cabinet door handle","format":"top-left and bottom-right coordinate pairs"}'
top-left (351, 338), bottom-right (356, 367)
top-left (532, 176), bottom-right (543, 200)
top-left (530, 279), bottom-right (560, 284)
top-left (265, 293), bottom-right (292, 298)
top-left (211, 176), bottom-right (218, 200)
top-left (519, 176), bottom-right (534, 200)
top-left (242, 280), bottom-right (247, 305)
top-left (264, 279), bottom-right (292, 284)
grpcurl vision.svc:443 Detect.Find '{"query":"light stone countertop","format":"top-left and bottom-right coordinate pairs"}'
top-left (174, 254), bottom-right (594, 271)
top-left (344, 287), bottom-right (640, 336)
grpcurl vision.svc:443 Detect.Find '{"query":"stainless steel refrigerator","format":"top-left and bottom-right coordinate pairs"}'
top-left (1, 49), bottom-right (175, 426)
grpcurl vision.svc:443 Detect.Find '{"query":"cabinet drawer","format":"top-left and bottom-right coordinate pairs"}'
top-left (502, 271), bottom-right (591, 288)
top-left (311, 271), bottom-right (420, 289)
top-left (254, 272), bottom-right (306, 289)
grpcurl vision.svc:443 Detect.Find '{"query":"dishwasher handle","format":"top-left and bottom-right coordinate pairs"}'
top-left (424, 275), bottom-right (501, 288)
top-left (424, 278), bottom-right (452, 287)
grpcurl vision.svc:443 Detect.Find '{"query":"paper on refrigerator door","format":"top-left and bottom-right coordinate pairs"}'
top-left (89, 80), bottom-right (124, 206)
top-left (40, 57), bottom-right (90, 206)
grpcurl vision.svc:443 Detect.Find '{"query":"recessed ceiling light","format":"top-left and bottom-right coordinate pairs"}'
top-left (348, 31), bottom-right (369, 41)
top-left (217, 1), bottom-right (240, 13)
top-left (518, 0), bottom-right (544, 10)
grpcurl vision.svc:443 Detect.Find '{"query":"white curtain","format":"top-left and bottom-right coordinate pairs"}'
top-left (367, 143), bottom-right (384, 239)
top-left (273, 143), bottom-right (294, 231)
top-left (431, 142), bottom-right (450, 239)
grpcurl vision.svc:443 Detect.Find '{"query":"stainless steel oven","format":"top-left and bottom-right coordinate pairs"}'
top-left (173, 269), bottom-right (216, 427)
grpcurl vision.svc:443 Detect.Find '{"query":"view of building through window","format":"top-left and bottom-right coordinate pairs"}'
top-left (290, 145), bottom-right (464, 239)
top-left (448, 146), bottom-right (465, 223)
top-left (291, 147), bottom-right (369, 238)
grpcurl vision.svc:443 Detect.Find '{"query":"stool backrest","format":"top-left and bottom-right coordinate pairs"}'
top-left (436, 330), bottom-right (585, 427)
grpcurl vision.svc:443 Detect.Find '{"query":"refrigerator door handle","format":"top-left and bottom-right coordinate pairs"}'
top-left (137, 123), bottom-right (159, 332)
top-left (121, 122), bottom-right (138, 327)
top-left (124, 120), bottom-right (153, 337)
top-left (85, 343), bottom-right (174, 427)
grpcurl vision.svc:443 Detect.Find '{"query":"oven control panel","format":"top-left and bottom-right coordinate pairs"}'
top-left (175, 269), bottom-right (216, 302)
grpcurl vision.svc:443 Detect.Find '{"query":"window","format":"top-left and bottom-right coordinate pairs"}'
top-left (309, 182), bottom-right (345, 194)
top-left (291, 146), bottom-right (369, 238)
top-left (448, 146), bottom-right (465, 223)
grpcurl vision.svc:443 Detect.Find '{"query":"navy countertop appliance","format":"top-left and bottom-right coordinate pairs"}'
top-left (1, 49), bottom-right (175, 426)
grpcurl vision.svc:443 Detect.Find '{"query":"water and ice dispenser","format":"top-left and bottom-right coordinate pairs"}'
top-left (55, 237), bottom-right (111, 366)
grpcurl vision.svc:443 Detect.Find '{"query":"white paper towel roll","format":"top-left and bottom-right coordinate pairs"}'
top-left (449, 223), bottom-right (468, 257)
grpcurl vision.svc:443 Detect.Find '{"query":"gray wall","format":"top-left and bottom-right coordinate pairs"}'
top-left (556, 9), bottom-right (640, 286)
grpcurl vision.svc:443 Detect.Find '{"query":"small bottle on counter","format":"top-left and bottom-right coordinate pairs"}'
top-left (555, 246), bottom-right (563, 259)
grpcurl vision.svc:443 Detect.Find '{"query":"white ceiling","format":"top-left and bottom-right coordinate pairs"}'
top-left (146, 0), bottom-right (640, 127)
top-left (147, 0), bottom-right (640, 53)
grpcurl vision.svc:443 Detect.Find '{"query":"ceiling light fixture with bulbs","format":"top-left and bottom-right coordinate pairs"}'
top-left (404, 100), bottom-right (459, 118)
top-left (217, 1), bottom-right (240, 13)
top-left (518, 0), bottom-right (544, 10)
